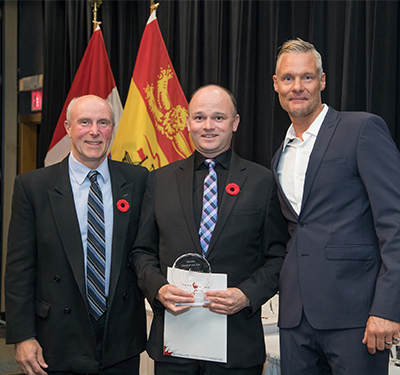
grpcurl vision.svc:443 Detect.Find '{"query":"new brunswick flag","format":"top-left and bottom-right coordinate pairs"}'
top-left (111, 9), bottom-right (194, 170)
top-left (45, 26), bottom-right (123, 166)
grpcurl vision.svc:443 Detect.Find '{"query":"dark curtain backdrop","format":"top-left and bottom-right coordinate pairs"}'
top-left (39, 0), bottom-right (400, 169)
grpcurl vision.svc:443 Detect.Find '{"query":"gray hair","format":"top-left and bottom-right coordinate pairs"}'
top-left (276, 38), bottom-right (323, 77)
top-left (66, 96), bottom-right (115, 124)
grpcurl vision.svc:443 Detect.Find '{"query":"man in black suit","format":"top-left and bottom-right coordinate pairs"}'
top-left (131, 84), bottom-right (288, 375)
top-left (271, 38), bottom-right (400, 374)
top-left (5, 95), bottom-right (148, 375)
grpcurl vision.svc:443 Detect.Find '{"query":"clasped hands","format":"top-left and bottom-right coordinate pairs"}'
top-left (157, 284), bottom-right (248, 315)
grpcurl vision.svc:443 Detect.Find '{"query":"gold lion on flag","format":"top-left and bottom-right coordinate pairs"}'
top-left (144, 66), bottom-right (192, 160)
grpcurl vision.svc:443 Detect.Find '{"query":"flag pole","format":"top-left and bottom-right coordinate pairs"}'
top-left (89, 0), bottom-right (102, 33)
top-left (150, 0), bottom-right (160, 15)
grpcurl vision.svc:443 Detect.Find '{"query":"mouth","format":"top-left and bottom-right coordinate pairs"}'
top-left (289, 97), bottom-right (307, 102)
top-left (202, 135), bottom-right (217, 139)
top-left (86, 141), bottom-right (102, 146)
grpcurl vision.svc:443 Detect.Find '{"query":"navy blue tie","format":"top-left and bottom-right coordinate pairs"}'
top-left (87, 170), bottom-right (106, 320)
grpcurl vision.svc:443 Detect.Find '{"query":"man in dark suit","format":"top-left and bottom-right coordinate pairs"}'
top-left (5, 95), bottom-right (148, 375)
top-left (272, 38), bottom-right (400, 374)
top-left (131, 84), bottom-right (288, 375)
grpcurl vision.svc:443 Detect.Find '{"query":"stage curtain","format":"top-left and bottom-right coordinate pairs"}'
top-left (40, 0), bottom-right (400, 168)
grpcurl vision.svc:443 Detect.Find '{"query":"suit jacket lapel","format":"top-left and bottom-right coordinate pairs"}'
top-left (301, 107), bottom-right (340, 211)
top-left (272, 144), bottom-right (299, 220)
top-left (207, 151), bottom-right (247, 256)
top-left (177, 154), bottom-right (203, 255)
top-left (108, 160), bottom-right (132, 306)
top-left (49, 157), bottom-right (87, 306)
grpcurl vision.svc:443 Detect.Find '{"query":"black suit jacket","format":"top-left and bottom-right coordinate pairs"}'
top-left (5, 156), bottom-right (148, 373)
top-left (131, 150), bottom-right (288, 368)
top-left (271, 107), bottom-right (400, 330)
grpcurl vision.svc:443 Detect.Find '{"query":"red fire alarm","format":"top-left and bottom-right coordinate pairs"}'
top-left (31, 90), bottom-right (43, 111)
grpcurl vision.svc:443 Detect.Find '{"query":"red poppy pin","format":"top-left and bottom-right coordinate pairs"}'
top-left (117, 199), bottom-right (130, 213)
top-left (225, 183), bottom-right (240, 196)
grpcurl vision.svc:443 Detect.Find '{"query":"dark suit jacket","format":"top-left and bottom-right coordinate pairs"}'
top-left (5, 156), bottom-right (148, 373)
top-left (130, 150), bottom-right (288, 368)
top-left (271, 107), bottom-right (400, 330)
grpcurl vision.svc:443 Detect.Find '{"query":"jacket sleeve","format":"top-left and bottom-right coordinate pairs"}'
top-left (5, 175), bottom-right (38, 344)
top-left (236, 177), bottom-right (289, 314)
top-left (129, 172), bottom-right (168, 314)
top-left (357, 115), bottom-right (400, 323)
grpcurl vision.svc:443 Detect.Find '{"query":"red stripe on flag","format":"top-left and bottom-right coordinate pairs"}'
top-left (132, 15), bottom-right (194, 163)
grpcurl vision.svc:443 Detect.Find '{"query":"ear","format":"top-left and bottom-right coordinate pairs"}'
top-left (186, 114), bottom-right (191, 132)
top-left (273, 75), bottom-right (279, 93)
top-left (232, 114), bottom-right (240, 133)
top-left (320, 72), bottom-right (326, 92)
top-left (64, 121), bottom-right (72, 138)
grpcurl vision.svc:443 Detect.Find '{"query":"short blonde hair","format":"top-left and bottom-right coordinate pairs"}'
top-left (276, 38), bottom-right (323, 77)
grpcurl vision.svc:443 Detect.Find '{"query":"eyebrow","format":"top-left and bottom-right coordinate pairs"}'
top-left (77, 117), bottom-right (111, 122)
top-left (191, 111), bottom-right (228, 116)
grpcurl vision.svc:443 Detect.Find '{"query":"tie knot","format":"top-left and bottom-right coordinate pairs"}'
top-left (88, 170), bottom-right (99, 183)
top-left (205, 159), bottom-right (216, 169)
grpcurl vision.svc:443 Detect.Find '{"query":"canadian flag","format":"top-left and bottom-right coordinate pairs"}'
top-left (45, 26), bottom-right (122, 166)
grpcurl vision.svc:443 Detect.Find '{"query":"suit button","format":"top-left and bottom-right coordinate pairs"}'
top-left (123, 293), bottom-right (128, 300)
top-left (298, 220), bottom-right (304, 227)
top-left (64, 308), bottom-right (71, 315)
top-left (53, 275), bottom-right (61, 283)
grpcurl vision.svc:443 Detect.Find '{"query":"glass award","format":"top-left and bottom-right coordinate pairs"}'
top-left (172, 253), bottom-right (211, 306)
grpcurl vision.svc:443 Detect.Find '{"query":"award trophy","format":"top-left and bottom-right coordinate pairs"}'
top-left (172, 253), bottom-right (211, 306)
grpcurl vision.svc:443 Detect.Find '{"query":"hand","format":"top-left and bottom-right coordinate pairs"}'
top-left (362, 316), bottom-right (400, 354)
top-left (204, 288), bottom-right (249, 315)
top-left (157, 284), bottom-right (195, 313)
top-left (15, 339), bottom-right (48, 375)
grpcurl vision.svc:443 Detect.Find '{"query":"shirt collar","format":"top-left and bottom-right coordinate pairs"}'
top-left (68, 153), bottom-right (110, 185)
top-left (282, 104), bottom-right (328, 152)
top-left (194, 148), bottom-right (231, 171)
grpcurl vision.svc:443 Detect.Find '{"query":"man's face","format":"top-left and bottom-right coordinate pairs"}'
top-left (273, 52), bottom-right (326, 122)
top-left (64, 95), bottom-right (115, 169)
top-left (187, 86), bottom-right (240, 159)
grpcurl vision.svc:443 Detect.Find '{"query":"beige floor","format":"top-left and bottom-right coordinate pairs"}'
top-left (0, 323), bottom-right (22, 375)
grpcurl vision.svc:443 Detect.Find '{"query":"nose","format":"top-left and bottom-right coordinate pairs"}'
top-left (292, 77), bottom-right (304, 92)
top-left (89, 123), bottom-right (100, 135)
top-left (203, 118), bottom-right (214, 130)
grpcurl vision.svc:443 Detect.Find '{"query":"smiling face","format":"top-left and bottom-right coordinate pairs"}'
top-left (187, 85), bottom-right (240, 158)
top-left (273, 52), bottom-right (326, 127)
top-left (64, 95), bottom-right (115, 169)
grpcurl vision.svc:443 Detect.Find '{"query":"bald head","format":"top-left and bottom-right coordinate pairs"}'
top-left (189, 85), bottom-right (238, 118)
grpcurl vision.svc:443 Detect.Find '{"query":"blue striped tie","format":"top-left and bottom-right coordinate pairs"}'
top-left (87, 170), bottom-right (106, 320)
top-left (199, 159), bottom-right (218, 255)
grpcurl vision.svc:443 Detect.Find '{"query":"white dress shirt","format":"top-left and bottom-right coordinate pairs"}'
top-left (277, 104), bottom-right (328, 215)
top-left (68, 153), bottom-right (114, 297)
